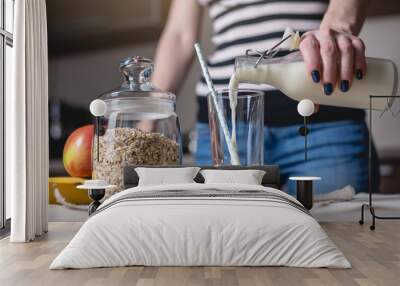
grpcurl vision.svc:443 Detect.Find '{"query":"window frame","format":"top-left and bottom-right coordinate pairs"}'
top-left (0, 0), bottom-right (13, 231)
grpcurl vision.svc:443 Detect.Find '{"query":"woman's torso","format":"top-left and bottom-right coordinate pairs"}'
top-left (196, 0), bottom-right (365, 126)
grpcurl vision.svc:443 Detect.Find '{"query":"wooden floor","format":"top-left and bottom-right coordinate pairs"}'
top-left (0, 222), bottom-right (399, 286)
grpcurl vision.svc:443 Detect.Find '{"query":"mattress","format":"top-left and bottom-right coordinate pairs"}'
top-left (48, 192), bottom-right (400, 223)
top-left (50, 183), bottom-right (350, 269)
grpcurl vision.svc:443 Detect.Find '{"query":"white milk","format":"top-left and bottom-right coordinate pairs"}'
top-left (228, 26), bottom-right (397, 163)
top-left (228, 54), bottom-right (398, 153)
top-left (228, 75), bottom-right (239, 154)
top-left (229, 55), bottom-right (397, 111)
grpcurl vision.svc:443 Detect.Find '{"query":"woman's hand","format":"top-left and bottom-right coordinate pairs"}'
top-left (299, 28), bottom-right (366, 95)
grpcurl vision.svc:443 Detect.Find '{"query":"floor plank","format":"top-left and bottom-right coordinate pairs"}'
top-left (0, 222), bottom-right (399, 286)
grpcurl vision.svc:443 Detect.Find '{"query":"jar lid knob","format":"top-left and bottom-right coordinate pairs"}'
top-left (119, 56), bottom-right (152, 68)
top-left (119, 56), bottom-right (153, 85)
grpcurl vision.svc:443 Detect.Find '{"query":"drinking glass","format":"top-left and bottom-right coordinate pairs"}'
top-left (207, 89), bottom-right (264, 165)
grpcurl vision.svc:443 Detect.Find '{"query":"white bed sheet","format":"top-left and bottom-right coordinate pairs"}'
top-left (50, 183), bottom-right (350, 269)
top-left (48, 192), bottom-right (400, 224)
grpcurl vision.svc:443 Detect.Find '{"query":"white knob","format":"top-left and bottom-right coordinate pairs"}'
top-left (297, 99), bottom-right (315, 117)
top-left (90, 99), bottom-right (107, 117)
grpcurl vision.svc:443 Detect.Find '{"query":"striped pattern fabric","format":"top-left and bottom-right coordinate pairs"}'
top-left (196, 0), bottom-right (329, 97)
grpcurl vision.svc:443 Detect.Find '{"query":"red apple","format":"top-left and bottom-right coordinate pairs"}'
top-left (63, 125), bottom-right (94, 178)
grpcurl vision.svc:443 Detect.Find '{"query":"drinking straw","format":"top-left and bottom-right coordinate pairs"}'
top-left (194, 43), bottom-right (240, 165)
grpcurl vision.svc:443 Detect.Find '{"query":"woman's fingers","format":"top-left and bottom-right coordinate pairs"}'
top-left (299, 29), bottom-right (366, 94)
top-left (337, 35), bottom-right (354, 92)
top-left (299, 33), bottom-right (322, 83)
top-left (319, 31), bottom-right (338, 95)
top-left (352, 37), bottom-right (366, 80)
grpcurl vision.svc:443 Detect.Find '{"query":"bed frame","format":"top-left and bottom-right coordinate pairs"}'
top-left (123, 165), bottom-right (281, 190)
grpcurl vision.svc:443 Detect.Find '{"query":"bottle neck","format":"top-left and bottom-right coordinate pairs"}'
top-left (234, 63), bottom-right (273, 86)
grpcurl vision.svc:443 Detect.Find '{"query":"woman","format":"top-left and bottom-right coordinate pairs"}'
top-left (153, 0), bottom-right (377, 195)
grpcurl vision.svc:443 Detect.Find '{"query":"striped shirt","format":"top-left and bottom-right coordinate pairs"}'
top-left (196, 0), bottom-right (365, 126)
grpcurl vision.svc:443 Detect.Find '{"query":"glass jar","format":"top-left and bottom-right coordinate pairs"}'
top-left (91, 56), bottom-right (182, 197)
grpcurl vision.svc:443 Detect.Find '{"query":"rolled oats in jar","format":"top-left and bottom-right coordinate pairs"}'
top-left (90, 56), bottom-right (182, 198)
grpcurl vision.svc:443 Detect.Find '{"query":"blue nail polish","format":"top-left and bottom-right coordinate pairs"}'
top-left (311, 70), bottom-right (320, 83)
top-left (340, 80), bottom-right (349, 92)
top-left (356, 69), bottom-right (363, 80)
top-left (324, 83), bottom-right (333, 95)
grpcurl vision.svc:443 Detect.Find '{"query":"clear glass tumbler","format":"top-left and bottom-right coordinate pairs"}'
top-left (207, 89), bottom-right (264, 165)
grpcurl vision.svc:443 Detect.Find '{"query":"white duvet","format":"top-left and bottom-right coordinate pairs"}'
top-left (50, 183), bottom-right (350, 269)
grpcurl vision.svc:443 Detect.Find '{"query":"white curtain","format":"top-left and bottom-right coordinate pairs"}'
top-left (7, 0), bottom-right (49, 242)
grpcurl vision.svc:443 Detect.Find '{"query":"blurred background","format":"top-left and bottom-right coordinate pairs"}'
top-left (47, 0), bottom-right (400, 193)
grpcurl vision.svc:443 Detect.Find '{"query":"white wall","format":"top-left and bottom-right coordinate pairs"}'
top-left (49, 42), bottom-right (157, 107)
top-left (48, 13), bottom-right (213, 133)
top-left (360, 15), bottom-right (400, 153)
top-left (49, 13), bottom-right (400, 152)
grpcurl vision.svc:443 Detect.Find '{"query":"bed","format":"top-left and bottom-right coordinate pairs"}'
top-left (50, 165), bottom-right (350, 269)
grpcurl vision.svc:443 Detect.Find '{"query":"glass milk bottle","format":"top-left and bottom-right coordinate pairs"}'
top-left (229, 51), bottom-right (398, 110)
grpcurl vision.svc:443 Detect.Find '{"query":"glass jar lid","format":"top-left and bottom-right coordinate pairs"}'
top-left (99, 56), bottom-right (176, 102)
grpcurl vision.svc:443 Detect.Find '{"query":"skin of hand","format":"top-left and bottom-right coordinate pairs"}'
top-left (152, 0), bottom-right (202, 94)
top-left (299, 0), bottom-right (369, 96)
top-left (147, 0), bottom-right (202, 131)
top-left (136, 120), bottom-right (155, 133)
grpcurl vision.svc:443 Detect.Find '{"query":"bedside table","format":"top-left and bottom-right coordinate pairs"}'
top-left (77, 180), bottom-right (115, 215)
top-left (289, 177), bottom-right (322, 210)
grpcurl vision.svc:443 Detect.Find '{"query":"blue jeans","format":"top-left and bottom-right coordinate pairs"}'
top-left (195, 120), bottom-right (378, 196)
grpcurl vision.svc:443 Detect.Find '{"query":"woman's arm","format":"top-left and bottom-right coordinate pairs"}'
top-left (300, 0), bottom-right (370, 95)
top-left (153, 0), bottom-right (203, 94)
top-left (321, 0), bottom-right (369, 34)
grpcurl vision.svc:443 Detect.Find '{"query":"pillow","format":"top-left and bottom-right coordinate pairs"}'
top-left (200, 169), bottom-right (266, 185)
top-left (135, 167), bottom-right (201, 186)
